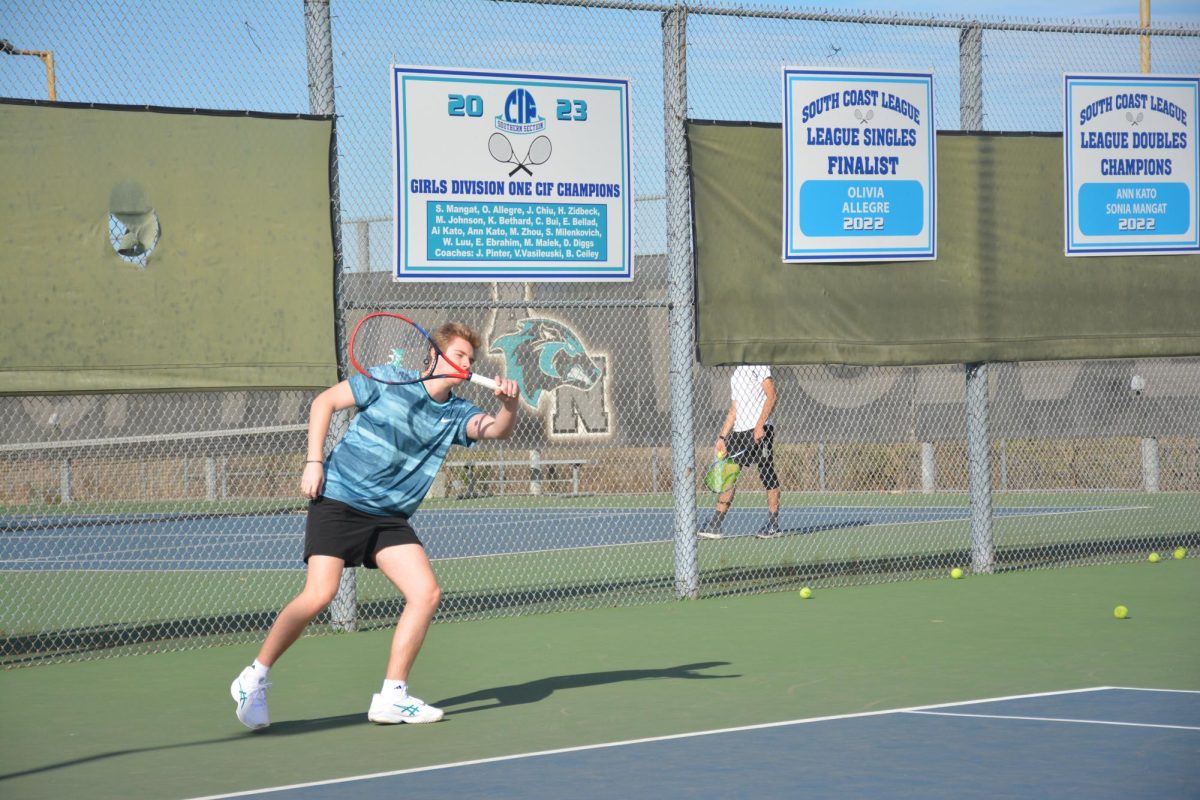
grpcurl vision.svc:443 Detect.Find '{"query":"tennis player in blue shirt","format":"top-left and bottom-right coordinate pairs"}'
top-left (231, 322), bottom-right (519, 729)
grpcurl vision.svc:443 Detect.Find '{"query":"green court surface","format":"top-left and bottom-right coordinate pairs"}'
top-left (1, 558), bottom-right (1197, 799)
top-left (5, 491), bottom-right (1196, 648)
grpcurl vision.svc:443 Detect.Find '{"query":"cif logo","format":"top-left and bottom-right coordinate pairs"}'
top-left (495, 87), bottom-right (546, 135)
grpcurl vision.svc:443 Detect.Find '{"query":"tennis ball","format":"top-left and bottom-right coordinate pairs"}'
top-left (950, 567), bottom-right (963, 580)
top-left (1113, 605), bottom-right (1128, 619)
top-left (1148, 552), bottom-right (1160, 563)
top-left (1174, 547), bottom-right (1187, 560)
top-left (799, 587), bottom-right (812, 599)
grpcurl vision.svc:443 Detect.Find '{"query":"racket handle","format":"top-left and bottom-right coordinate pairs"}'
top-left (469, 372), bottom-right (500, 391)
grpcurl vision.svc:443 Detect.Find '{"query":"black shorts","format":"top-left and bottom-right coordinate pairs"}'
top-left (725, 425), bottom-right (780, 490)
top-left (304, 496), bottom-right (422, 569)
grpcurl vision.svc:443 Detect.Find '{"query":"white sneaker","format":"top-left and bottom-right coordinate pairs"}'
top-left (230, 666), bottom-right (270, 730)
top-left (368, 692), bottom-right (444, 724)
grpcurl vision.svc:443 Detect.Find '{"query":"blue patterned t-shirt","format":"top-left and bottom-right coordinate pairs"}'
top-left (321, 373), bottom-right (482, 517)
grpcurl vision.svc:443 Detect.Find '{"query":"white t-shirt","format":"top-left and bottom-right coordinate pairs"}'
top-left (731, 365), bottom-right (773, 432)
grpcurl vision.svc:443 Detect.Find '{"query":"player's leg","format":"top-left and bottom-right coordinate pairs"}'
top-left (231, 554), bottom-right (345, 729)
top-left (755, 427), bottom-right (783, 538)
top-left (367, 542), bottom-right (445, 723)
top-left (700, 486), bottom-right (736, 538)
top-left (258, 555), bottom-right (346, 664)
top-left (700, 430), bottom-right (750, 538)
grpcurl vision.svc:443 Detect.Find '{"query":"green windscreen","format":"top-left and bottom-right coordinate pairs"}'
top-left (0, 101), bottom-right (338, 393)
top-left (689, 121), bottom-right (1200, 366)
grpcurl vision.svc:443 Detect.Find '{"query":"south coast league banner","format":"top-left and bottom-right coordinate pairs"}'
top-left (1064, 73), bottom-right (1199, 257)
top-left (783, 67), bottom-right (936, 263)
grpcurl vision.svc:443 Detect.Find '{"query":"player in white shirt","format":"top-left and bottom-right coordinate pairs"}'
top-left (699, 365), bottom-right (782, 539)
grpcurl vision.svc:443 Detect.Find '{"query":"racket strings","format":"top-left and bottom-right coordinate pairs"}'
top-left (352, 316), bottom-right (435, 383)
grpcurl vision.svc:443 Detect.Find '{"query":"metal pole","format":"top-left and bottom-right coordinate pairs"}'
top-left (958, 23), bottom-right (983, 130)
top-left (965, 363), bottom-right (994, 573)
top-left (920, 442), bottom-right (936, 494)
top-left (1140, 0), bottom-right (1151, 74)
top-left (306, 0), bottom-right (356, 631)
top-left (959, 26), bottom-right (993, 573)
top-left (0, 41), bottom-right (56, 100)
top-left (663, 5), bottom-right (699, 599)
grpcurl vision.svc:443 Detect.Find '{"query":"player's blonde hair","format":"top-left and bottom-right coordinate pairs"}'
top-left (432, 322), bottom-right (481, 354)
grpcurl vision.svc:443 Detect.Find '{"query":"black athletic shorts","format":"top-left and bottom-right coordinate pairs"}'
top-left (725, 425), bottom-right (780, 490)
top-left (304, 496), bottom-right (422, 569)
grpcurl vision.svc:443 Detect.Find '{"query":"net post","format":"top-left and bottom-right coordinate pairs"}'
top-left (964, 362), bottom-right (995, 574)
top-left (663, 5), bottom-right (699, 599)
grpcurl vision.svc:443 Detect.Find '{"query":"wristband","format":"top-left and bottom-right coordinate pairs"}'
top-left (305, 460), bottom-right (324, 464)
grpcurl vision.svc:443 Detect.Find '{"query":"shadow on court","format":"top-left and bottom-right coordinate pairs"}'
top-left (0, 711), bottom-right (378, 784)
top-left (0, 659), bottom-right (742, 780)
top-left (434, 661), bottom-right (740, 716)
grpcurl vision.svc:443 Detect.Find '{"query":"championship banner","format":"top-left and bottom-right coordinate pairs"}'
top-left (1064, 73), bottom-right (1199, 257)
top-left (392, 66), bottom-right (633, 281)
top-left (782, 67), bottom-right (936, 263)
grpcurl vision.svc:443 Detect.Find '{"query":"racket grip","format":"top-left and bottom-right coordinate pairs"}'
top-left (469, 372), bottom-right (500, 391)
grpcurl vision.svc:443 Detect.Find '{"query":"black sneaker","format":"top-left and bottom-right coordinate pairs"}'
top-left (755, 521), bottom-right (782, 539)
top-left (697, 519), bottom-right (723, 539)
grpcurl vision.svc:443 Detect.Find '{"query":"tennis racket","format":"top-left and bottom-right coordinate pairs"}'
top-left (348, 312), bottom-right (499, 390)
top-left (509, 135), bottom-right (552, 176)
top-left (704, 449), bottom-right (746, 493)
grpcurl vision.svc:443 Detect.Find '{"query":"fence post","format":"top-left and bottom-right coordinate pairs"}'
top-left (529, 449), bottom-right (542, 496)
top-left (663, 5), bottom-right (698, 599)
top-left (306, 0), bottom-right (355, 632)
top-left (959, 24), bottom-right (994, 573)
top-left (965, 363), bottom-right (995, 573)
top-left (920, 442), bottom-right (936, 494)
top-left (959, 22), bottom-right (983, 130)
top-left (1141, 437), bottom-right (1160, 493)
top-left (60, 458), bottom-right (72, 504)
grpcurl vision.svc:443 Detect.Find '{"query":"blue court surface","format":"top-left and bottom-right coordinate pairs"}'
top-left (0, 504), bottom-right (1129, 570)
top-left (187, 687), bottom-right (1199, 799)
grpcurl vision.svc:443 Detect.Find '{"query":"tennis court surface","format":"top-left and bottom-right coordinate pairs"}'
top-left (0, 502), bottom-right (1136, 568)
top-left (1, 558), bottom-right (1197, 799)
top-left (188, 687), bottom-right (1200, 799)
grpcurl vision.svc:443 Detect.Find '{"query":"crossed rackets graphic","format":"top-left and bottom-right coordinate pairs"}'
top-left (489, 132), bottom-right (553, 176)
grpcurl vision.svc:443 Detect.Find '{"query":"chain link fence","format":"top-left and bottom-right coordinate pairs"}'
top-left (1, 0), bottom-right (1197, 664)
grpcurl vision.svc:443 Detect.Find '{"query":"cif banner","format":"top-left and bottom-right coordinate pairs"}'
top-left (1064, 73), bottom-right (1199, 257)
top-left (783, 67), bottom-right (936, 263)
top-left (392, 66), bottom-right (633, 281)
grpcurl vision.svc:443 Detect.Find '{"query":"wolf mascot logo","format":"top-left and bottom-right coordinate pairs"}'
top-left (491, 318), bottom-right (602, 407)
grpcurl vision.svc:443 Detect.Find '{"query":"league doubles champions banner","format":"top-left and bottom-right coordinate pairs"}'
top-left (392, 66), bottom-right (633, 281)
top-left (782, 67), bottom-right (936, 263)
top-left (1064, 73), bottom-right (1199, 257)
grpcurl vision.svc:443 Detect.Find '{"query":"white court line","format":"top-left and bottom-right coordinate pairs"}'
top-left (905, 710), bottom-right (1200, 731)
top-left (184, 686), bottom-right (1128, 800)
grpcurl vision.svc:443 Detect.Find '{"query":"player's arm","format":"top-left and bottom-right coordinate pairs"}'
top-left (301, 381), bottom-right (357, 498)
top-left (716, 402), bottom-right (737, 454)
top-left (754, 376), bottom-right (776, 441)
top-left (467, 378), bottom-right (521, 441)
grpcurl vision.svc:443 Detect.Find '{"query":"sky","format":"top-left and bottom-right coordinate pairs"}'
top-left (765, 0), bottom-right (1200, 23)
top-left (1, 0), bottom-right (1196, 261)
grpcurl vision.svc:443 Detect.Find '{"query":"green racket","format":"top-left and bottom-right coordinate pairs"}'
top-left (704, 449), bottom-right (745, 493)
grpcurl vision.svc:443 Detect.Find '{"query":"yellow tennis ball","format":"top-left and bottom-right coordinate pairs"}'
top-left (950, 567), bottom-right (963, 580)
top-left (799, 587), bottom-right (812, 599)
top-left (1148, 552), bottom-right (1160, 563)
top-left (1113, 605), bottom-right (1128, 619)
top-left (1174, 547), bottom-right (1187, 560)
